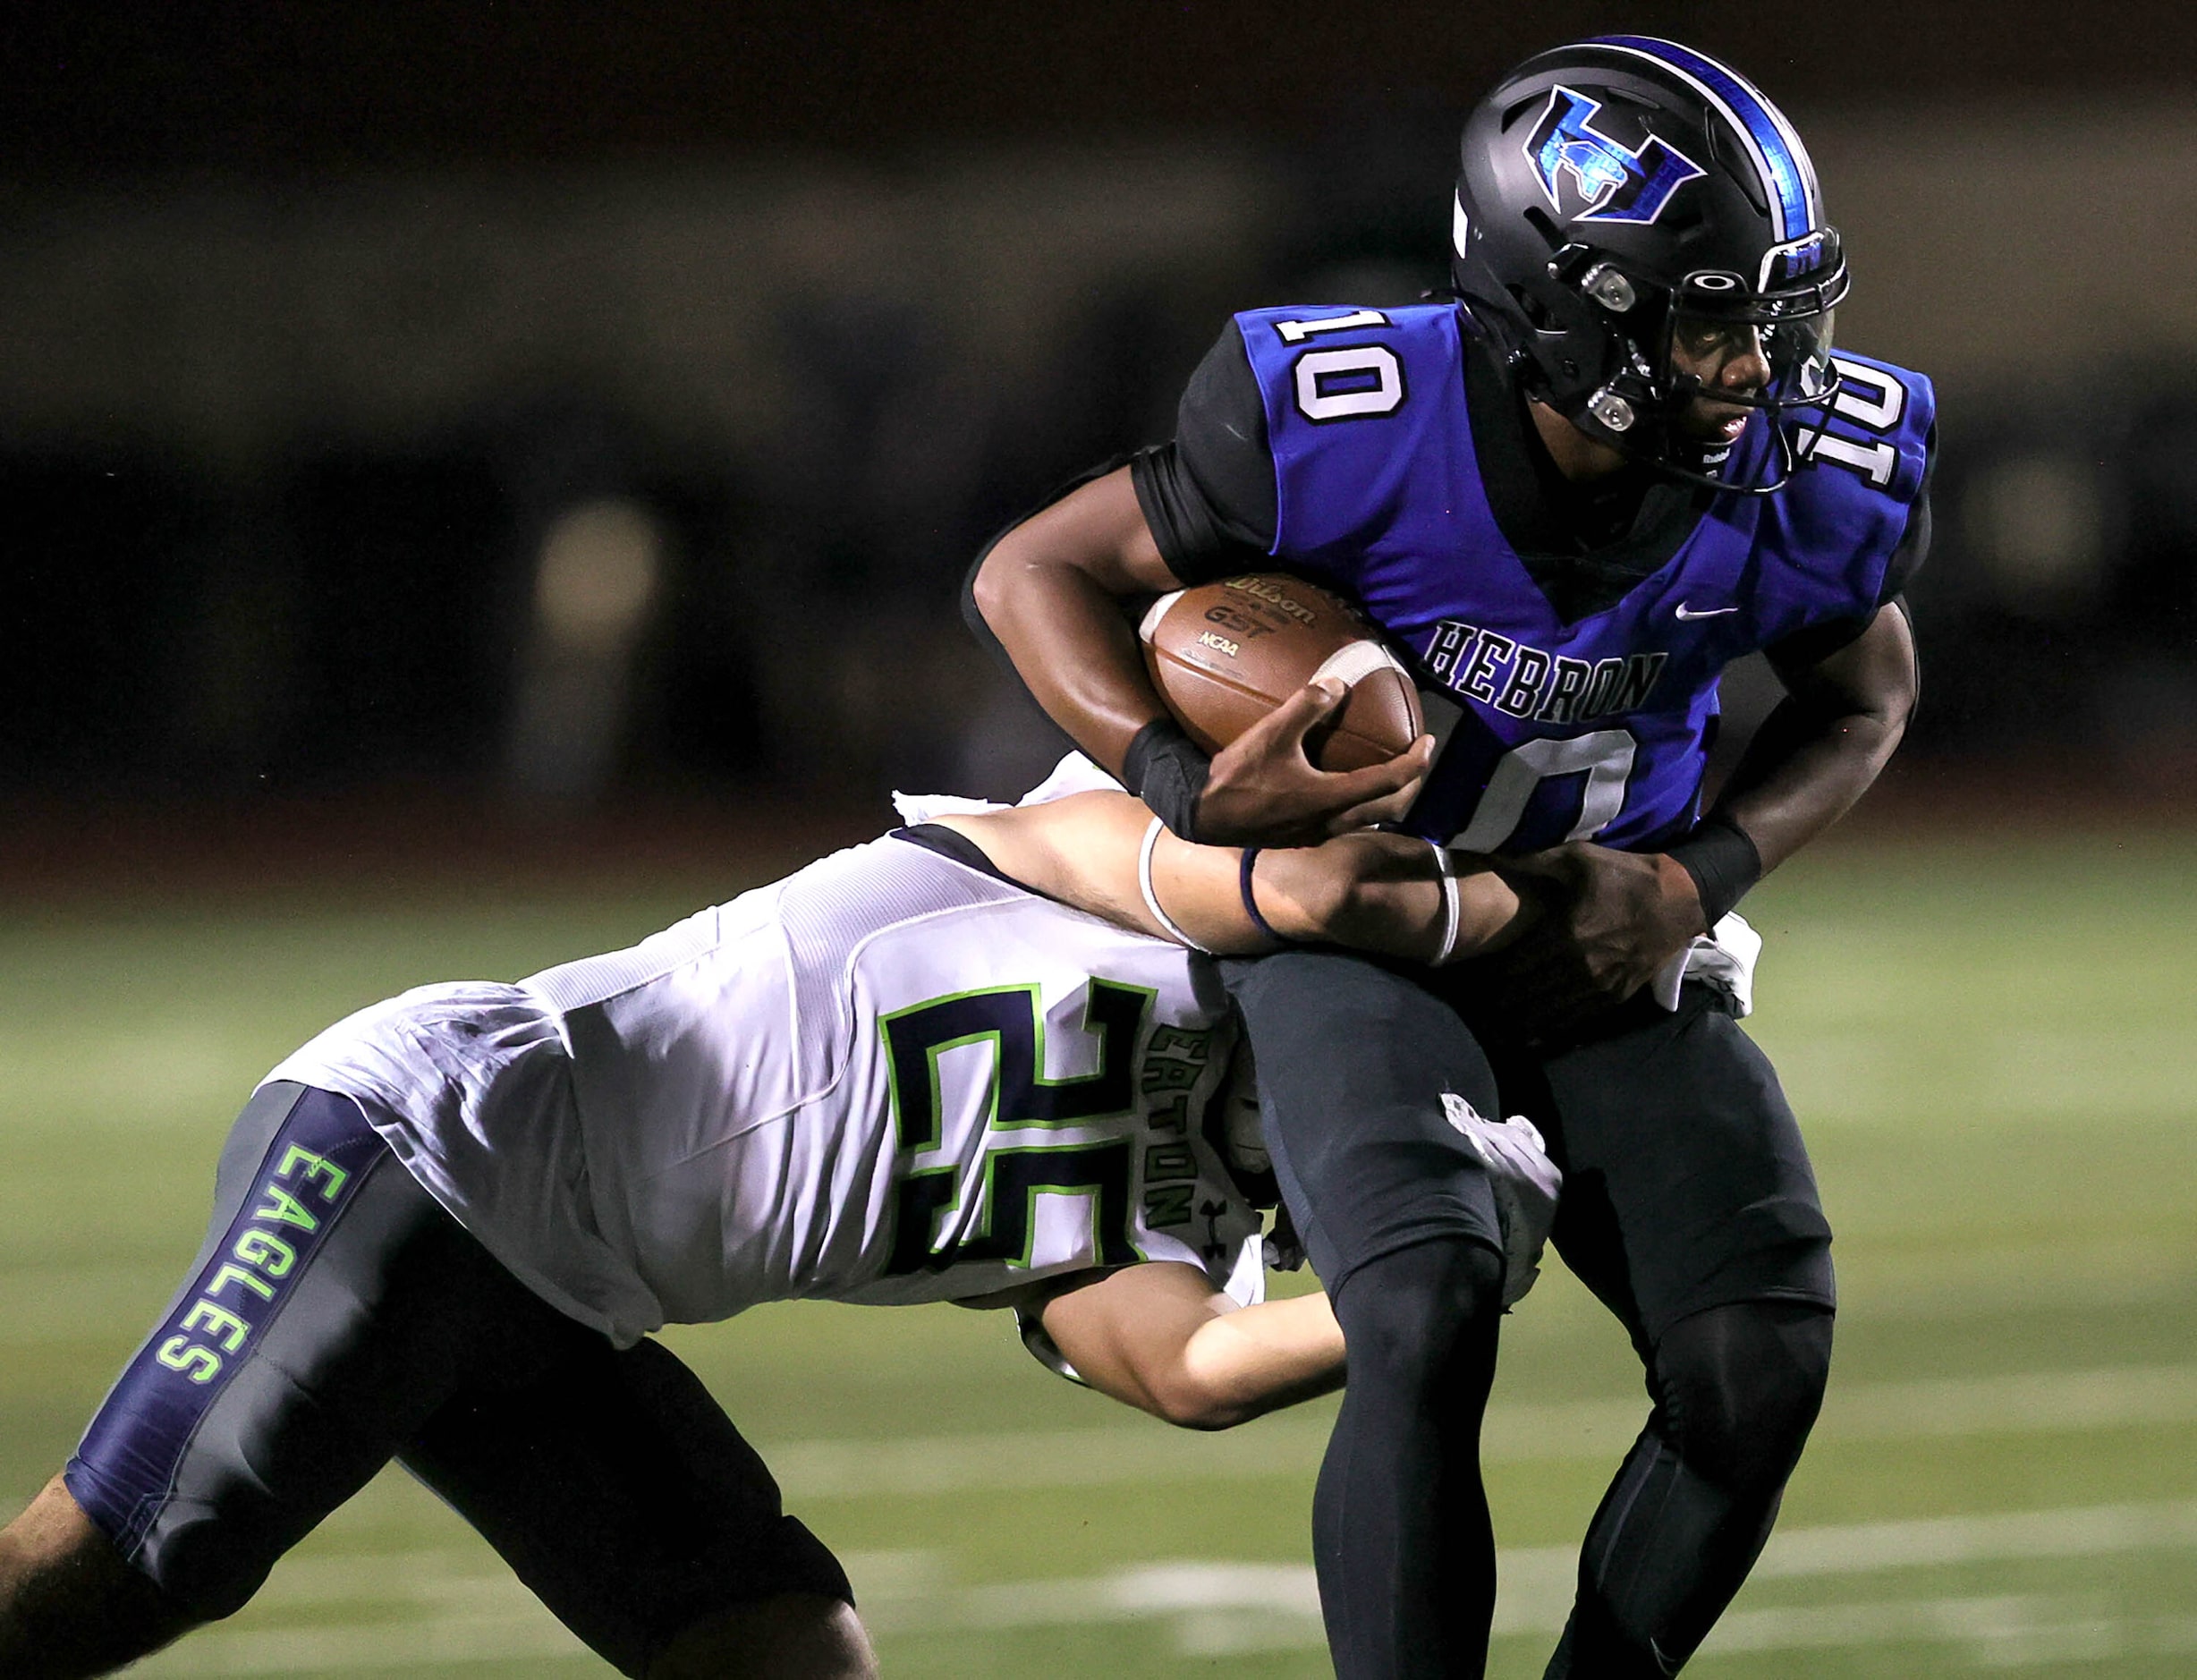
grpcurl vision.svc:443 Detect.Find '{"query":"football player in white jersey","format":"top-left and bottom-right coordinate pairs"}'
top-left (0, 723), bottom-right (1551, 1680)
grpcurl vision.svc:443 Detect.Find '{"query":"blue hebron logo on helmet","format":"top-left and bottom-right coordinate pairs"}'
top-left (1525, 86), bottom-right (1707, 226)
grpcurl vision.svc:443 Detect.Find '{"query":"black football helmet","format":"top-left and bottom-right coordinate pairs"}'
top-left (1451, 36), bottom-right (1846, 492)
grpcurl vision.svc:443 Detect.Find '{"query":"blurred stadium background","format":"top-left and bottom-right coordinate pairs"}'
top-left (3, 3), bottom-right (2193, 1674)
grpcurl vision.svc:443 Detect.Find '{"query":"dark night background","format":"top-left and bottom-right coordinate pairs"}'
top-left (4, 1), bottom-right (2195, 839)
top-left (7, 4), bottom-right (2193, 176)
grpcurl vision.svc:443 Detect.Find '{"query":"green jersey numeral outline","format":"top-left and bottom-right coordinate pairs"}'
top-left (879, 979), bottom-right (1156, 1277)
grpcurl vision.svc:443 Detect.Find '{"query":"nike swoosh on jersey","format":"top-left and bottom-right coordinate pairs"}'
top-left (1673, 603), bottom-right (1739, 620)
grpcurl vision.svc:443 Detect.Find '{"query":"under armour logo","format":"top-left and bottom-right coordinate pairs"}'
top-left (1200, 1199), bottom-right (1231, 1263)
top-left (1526, 87), bottom-right (1706, 226)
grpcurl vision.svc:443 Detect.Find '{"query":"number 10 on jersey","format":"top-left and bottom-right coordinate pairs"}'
top-left (1274, 310), bottom-right (1407, 424)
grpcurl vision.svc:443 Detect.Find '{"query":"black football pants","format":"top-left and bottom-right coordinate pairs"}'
top-left (1220, 951), bottom-right (1836, 1680)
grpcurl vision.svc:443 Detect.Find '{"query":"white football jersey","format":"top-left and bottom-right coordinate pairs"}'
top-left (267, 834), bottom-right (1264, 1346)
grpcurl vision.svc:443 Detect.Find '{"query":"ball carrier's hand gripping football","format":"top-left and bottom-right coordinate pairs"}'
top-left (1140, 575), bottom-right (1424, 768)
top-left (1138, 574), bottom-right (1434, 844)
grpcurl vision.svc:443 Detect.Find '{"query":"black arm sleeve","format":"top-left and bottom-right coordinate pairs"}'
top-left (1130, 322), bottom-right (1279, 584)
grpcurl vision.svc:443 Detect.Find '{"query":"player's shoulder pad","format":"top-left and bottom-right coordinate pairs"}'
top-left (1755, 351), bottom-right (1935, 608)
top-left (1230, 301), bottom-right (1465, 402)
top-left (1229, 302), bottom-right (1471, 566)
top-left (1231, 300), bottom-right (1461, 338)
top-left (1787, 350), bottom-right (1935, 509)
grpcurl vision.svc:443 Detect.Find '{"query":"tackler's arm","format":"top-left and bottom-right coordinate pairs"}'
top-left (962, 1263), bottom-right (1344, 1430)
top-left (940, 785), bottom-right (1532, 964)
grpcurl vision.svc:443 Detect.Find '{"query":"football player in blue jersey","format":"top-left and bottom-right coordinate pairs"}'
top-left (971, 37), bottom-right (1930, 1679)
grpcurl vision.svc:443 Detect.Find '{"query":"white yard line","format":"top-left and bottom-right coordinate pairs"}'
top-left (134, 1608), bottom-right (594, 1675)
top-left (1823, 1365), bottom-right (2197, 1442)
top-left (1703, 1596), bottom-right (2197, 1667)
top-left (763, 1363), bottom-right (2197, 1498)
top-left (129, 1500), bottom-right (2197, 1674)
top-left (1487, 1500), bottom-right (2197, 1636)
top-left (1754, 1499), bottom-right (2197, 1577)
top-left (861, 1499), bottom-right (2197, 1650)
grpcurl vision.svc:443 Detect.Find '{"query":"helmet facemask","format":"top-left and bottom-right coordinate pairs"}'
top-left (1548, 241), bottom-right (1849, 495)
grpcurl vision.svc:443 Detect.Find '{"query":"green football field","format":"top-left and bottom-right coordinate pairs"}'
top-left (4, 827), bottom-right (2193, 1677)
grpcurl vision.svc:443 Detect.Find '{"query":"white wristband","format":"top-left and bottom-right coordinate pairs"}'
top-left (1429, 842), bottom-right (1464, 965)
top-left (1140, 818), bottom-right (1211, 953)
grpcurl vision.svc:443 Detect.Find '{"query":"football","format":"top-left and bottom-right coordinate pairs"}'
top-left (1138, 573), bottom-right (1422, 770)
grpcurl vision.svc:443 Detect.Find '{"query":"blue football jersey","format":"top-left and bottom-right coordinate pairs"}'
top-left (1231, 302), bottom-right (1933, 853)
